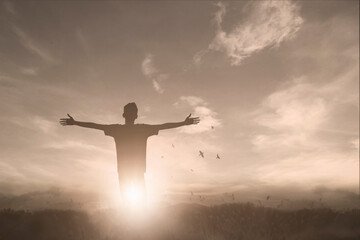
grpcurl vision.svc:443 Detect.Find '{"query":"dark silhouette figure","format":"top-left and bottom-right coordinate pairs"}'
top-left (60, 102), bottom-right (199, 203)
top-left (216, 154), bottom-right (220, 159)
top-left (199, 151), bottom-right (204, 158)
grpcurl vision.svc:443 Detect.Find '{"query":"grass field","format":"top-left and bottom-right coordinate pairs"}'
top-left (1, 203), bottom-right (359, 240)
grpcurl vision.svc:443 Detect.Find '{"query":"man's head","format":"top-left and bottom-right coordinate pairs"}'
top-left (123, 102), bottom-right (138, 123)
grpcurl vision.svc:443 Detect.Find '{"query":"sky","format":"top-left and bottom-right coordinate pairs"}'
top-left (0, 0), bottom-right (358, 205)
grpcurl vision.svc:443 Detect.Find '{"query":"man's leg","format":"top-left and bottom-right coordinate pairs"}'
top-left (118, 173), bottom-right (129, 205)
top-left (136, 172), bottom-right (147, 203)
top-left (118, 169), bottom-right (146, 205)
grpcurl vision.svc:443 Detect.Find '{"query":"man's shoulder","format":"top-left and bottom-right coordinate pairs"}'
top-left (103, 124), bottom-right (122, 137)
top-left (135, 124), bottom-right (159, 135)
top-left (104, 123), bottom-right (123, 132)
top-left (135, 123), bottom-right (156, 129)
top-left (106, 123), bottom-right (123, 128)
top-left (136, 123), bottom-right (149, 127)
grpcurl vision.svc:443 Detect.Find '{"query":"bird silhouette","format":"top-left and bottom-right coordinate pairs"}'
top-left (199, 151), bottom-right (204, 158)
top-left (216, 154), bottom-right (220, 159)
top-left (211, 126), bottom-right (214, 129)
top-left (172, 144), bottom-right (175, 148)
top-left (190, 169), bottom-right (194, 172)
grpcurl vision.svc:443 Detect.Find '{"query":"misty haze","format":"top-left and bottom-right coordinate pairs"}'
top-left (0, 0), bottom-right (359, 239)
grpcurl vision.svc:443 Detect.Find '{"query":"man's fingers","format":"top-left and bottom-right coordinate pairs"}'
top-left (187, 116), bottom-right (200, 124)
top-left (187, 113), bottom-right (191, 119)
top-left (67, 113), bottom-right (73, 119)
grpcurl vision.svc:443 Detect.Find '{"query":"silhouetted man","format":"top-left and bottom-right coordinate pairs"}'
top-left (60, 102), bottom-right (199, 203)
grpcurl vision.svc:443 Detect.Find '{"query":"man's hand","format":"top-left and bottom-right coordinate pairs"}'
top-left (60, 114), bottom-right (76, 126)
top-left (184, 114), bottom-right (200, 125)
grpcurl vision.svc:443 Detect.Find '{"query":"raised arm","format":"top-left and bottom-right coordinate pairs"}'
top-left (59, 114), bottom-right (107, 131)
top-left (154, 114), bottom-right (200, 131)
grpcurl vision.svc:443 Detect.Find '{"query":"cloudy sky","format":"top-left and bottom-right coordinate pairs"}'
top-left (0, 0), bottom-right (358, 203)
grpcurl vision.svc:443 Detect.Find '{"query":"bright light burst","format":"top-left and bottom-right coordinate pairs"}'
top-left (123, 184), bottom-right (146, 209)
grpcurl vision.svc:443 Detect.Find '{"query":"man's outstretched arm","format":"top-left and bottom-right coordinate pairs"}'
top-left (59, 114), bottom-right (107, 130)
top-left (154, 114), bottom-right (200, 131)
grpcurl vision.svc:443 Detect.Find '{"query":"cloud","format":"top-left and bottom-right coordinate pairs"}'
top-left (3, 1), bottom-right (16, 15)
top-left (197, 0), bottom-right (303, 66)
top-left (20, 67), bottom-right (38, 76)
top-left (350, 138), bottom-right (359, 150)
top-left (141, 54), bottom-right (168, 93)
top-left (250, 65), bottom-right (358, 187)
top-left (252, 78), bottom-right (326, 150)
top-left (31, 116), bottom-right (57, 134)
top-left (44, 140), bottom-right (111, 154)
top-left (76, 29), bottom-right (91, 53)
top-left (252, 72), bottom-right (358, 152)
top-left (192, 49), bottom-right (209, 66)
top-left (174, 96), bottom-right (221, 134)
top-left (12, 26), bottom-right (57, 64)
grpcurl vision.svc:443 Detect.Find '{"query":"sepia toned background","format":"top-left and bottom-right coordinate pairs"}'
top-left (0, 0), bottom-right (358, 208)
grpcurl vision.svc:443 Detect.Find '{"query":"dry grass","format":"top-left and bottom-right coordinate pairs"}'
top-left (1, 203), bottom-right (359, 240)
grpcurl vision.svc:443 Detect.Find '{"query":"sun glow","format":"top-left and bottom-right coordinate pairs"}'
top-left (125, 186), bottom-right (142, 205)
top-left (122, 184), bottom-right (146, 210)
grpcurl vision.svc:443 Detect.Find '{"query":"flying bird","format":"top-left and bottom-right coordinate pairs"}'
top-left (190, 169), bottom-right (194, 172)
top-left (199, 151), bottom-right (204, 158)
top-left (216, 154), bottom-right (220, 159)
top-left (211, 126), bottom-right (214, 129)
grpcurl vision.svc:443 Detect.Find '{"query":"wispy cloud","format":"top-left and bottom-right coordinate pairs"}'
top-left (12, 26), bottom-right (57, 64)
top-left (253, 70), bottom-right (358, 152)
top-left (251, 65), bottom-right (358, 187)
top-left (31, 116), bottom-right (57, 135)
top-left (44, 140), bottom-right (111, 154)
top-left (3, 1), bottom-right (16, 16)
top-left (350, 138), bottom-right (359, 150)
top-left (141, 54), bottom-right (168, 93)
top-left (197, 0), bottom-right (303, 66)
top-left (75, 29), bottom-right (91, 53)
top-left (192, 49), bottom-right (209, 66)
top-left (174, 96), bottom-right (221, 134)
top-left (20, 67), bottom-right (38, 76)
